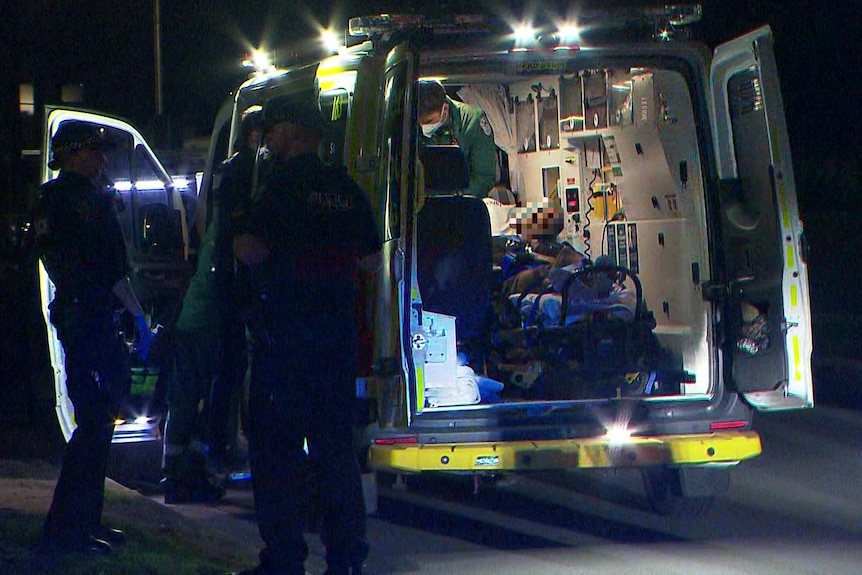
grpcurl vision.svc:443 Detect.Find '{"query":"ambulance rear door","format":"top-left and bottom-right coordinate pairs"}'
top-left (373, 40), bottom-right (419, 424)
top-left (194, 97), bottom-right (235, 245)
top-left (709, 26), bottom-right (813, 410)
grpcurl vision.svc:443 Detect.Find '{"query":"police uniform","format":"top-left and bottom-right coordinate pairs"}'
top-left (423, 97), bottom-right (497, 198)
top-left (34, 168), bottom-right (131, 552)
top-left (240, 151), bottom-right (381, 575)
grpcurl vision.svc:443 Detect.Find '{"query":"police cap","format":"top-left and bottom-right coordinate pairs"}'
top-left (48, 122), bottom-right (116, 170)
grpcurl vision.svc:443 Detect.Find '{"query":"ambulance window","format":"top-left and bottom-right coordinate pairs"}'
top-left (101, 128), bottom-right (136, 249)
top-left (100, 127), bottom-right (134, 184)
top-left (134, 145), bottom-right (169, 205)
top-left (132, 145), bottom-right (171, 253)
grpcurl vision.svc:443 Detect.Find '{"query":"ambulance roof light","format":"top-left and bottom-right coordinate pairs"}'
top-left (554, 22), bottom-right (582, 44)
top-left (348, 5), bottom-right (702, 44)
top-left (242, 49), bottom-right (274, 74)
top-left (348, 13), bottom-right (491, 38)
top-left (666, 4), bottom-right (703, 27)
top-left (511, 22), bottom-right (540, 47)
top-left (656, 4), bottom-right (702, 41)
top-left (320, 28), bottom-right (343, 55)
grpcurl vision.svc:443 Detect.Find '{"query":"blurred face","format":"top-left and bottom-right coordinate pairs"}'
top-left (67, 146), bottom-right (108, 181)
top-left (265, 121), bottom-right (318, 162)
top-left (517, 207), bottom-right (564, 241)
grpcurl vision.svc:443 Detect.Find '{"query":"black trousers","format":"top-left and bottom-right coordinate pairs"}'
top-left (162, 327), bottom-right (217, 480)
top-left (43, 311), bottom-right (129, 548)
top-left (207, 317), bottom-right (248, 466)
top-left (247, 317), bottom-right (368, 573)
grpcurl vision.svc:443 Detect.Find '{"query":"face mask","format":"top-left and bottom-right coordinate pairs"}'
top-left (421, 103), bottom-right (449, 137)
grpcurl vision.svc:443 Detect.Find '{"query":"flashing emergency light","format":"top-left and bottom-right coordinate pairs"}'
top-left (511, 22), bottom-right (540, 47)
top-left (242, 49), bottom-right (274, 74)
top-left (320, 28), bottom-right (343, 55)
top-left (598, 403), bottom-right (637, 445)
top-left (554, 22), bottom-right (582, 44)
top-left (604, 424), bottom-right (634, 445)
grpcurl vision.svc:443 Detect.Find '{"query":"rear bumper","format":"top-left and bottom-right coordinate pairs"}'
top-left (368, 430), bottom-right (762, 473)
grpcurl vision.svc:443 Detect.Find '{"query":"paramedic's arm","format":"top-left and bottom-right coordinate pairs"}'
top-left (465, 116), bottom-right (497, 198)
top-left (415, 159), bottom-right (426, 213)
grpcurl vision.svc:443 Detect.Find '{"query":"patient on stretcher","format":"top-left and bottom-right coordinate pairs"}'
top-left (515, 255), bottom-right (638, 327)
top-left (495, 199), bottom-right (637, 328)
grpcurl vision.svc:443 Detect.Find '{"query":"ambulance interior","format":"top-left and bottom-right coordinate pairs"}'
top-left (414, 65), bottom-right (713, 410)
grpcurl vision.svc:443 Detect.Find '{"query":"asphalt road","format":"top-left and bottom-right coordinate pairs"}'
top-left (128, 404), bottom-right (862, 575)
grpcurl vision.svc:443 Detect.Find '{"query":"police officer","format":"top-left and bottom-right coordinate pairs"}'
top-left (418, 79), bottom-right (498, 198)
top-left (33, 122), bottom-right (153, 554)
top-left (232, 93), bottom-right (381, 575)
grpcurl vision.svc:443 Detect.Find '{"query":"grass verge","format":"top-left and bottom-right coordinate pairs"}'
top-left (0, 460), bottom-right (256, 575)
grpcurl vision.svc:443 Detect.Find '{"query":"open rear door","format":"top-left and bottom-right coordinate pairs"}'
top-left (710, 26), bottom-right (813, 410)
top-left (194, 97), bottom-right (235, 247)
top-left (41, 108), bottom-right (187, 442)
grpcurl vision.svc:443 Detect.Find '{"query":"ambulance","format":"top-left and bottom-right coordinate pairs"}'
top-left (41, 4), bottom-right (813, 515)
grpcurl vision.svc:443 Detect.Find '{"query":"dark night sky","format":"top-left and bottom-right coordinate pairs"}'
top-left (12, 3), bottom-right (856, 127)
top-left (7, 1), bottom-right (861, 206)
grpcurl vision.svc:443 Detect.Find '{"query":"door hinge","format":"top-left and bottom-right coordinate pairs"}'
top-left (702, 274), bottom-right (756, 301)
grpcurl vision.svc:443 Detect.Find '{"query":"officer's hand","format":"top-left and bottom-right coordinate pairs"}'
top-left (233, 234), bottom-right (271, 266)
top-left (134, 315), bottom-right (154, 362)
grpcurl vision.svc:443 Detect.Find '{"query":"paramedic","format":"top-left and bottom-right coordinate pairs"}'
top-left (418, 79), bottom-right (498, 198)
top-left (162, 107), bottom-right (263, 503)
top-left (207, 105), bottom-right (263, 473)
top-left (33, 122), bottom-right (152, 554)
top-left (232, 94), bottom-right (381, 575)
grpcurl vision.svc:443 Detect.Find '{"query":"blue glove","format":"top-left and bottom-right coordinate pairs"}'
top-left (134, 315), bottom-right (154, 362)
